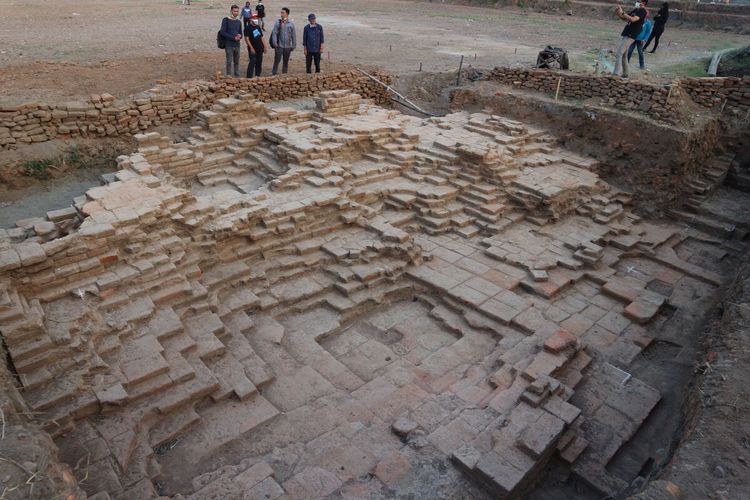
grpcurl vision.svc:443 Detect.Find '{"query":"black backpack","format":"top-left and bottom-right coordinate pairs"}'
top-left (256, 3), bottom-right (265, 18)
top-left (217, 30), bottom-right (225, 49)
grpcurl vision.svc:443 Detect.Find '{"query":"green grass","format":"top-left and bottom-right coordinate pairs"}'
top-left (659, 58), bottom-right (711, 78)
top-left (21, 159), bottom-right (54, 180)
top-left (20, 144), bottom-right (119, 180)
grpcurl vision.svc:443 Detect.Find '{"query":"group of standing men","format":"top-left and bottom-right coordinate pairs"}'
top-left (219, 3), bottom-right (325, 79)
top-left (613, 1), bottom-right (670, 77)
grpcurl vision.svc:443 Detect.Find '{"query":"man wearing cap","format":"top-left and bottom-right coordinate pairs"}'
top-left (303, 13), bottom-right (325, 74)
top-left (245, 13), bottom-right (268, 78)
top-left (270, 7), bottom-right (296, 75)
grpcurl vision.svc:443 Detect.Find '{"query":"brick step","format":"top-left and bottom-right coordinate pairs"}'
top-left (18, 366), bottom-right (55, 391)
top-left (414, 144), bottom-right (459, 161)
top-left (457, 172), bottom-right (481, 184)
top-left (464, 206), bottom-right (504, 223)
top-left (40, 391), bottom-right (99, 438)
top-left (202, 151), bottom-right (237, 168)
top-left (25, 373), bottom-right (84, 411)
top-left (184, 313), bottom-right (226, 361)
top-left (208, 355), bottom-right (258, 402)
top-left (149, 406), bottom-right (202, 449)
top-left (387, 151), bottom-right (416, 166)
top-left (418, 215), bottom-right (451, 230)
top-left (156, 357), bottom-right (221, 415)
top-left (6, 332), bottom-right (54, 363)
top-left (668, 209), bottom-right (737, 240)
top-left (349, 171), bottom-right (401, 187)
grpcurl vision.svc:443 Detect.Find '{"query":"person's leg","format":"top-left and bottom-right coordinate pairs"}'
top-left (644, 31), bottom-right (655, 51)
top-left (627, 41), bottom-right (636, 63)
top-left (636, 41), bottom-right (645, 69)
top-left (272, 47), bottom-right (282, 75)
top-left (648, 28), bottom-right (662, 52)
top-left (224, 46), bottom-right (232, 76)
top-left (305, 52), bottom-right (313, 73)
top-left (247, 49), bottom-right (256, 78)
top-left (282, 48), bottom-right (291, 74)
top-left (313, 52), bottom-right (321, 73)
top-left (233, 46), bottom-right (241, 77)
top-left (255, 51), bottom-right (263, 77)
top-left (613, 36), bottom-right (628, 76)
top-left (652, 30), bottom-right (662, 52)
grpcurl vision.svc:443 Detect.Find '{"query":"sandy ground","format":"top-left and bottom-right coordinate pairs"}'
top-left (0, 0), bottom-right (749, 103)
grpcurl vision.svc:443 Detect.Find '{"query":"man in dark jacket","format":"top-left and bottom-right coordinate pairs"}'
top-left (245, 13), bottom-right (268, 78)
top-left (303, 13), bottom-right (325, 74)
top-left (613, 0), bottom-right (648, 78)
top-left (256, 0), bottom-right (266, 31)
top-left (270, 7), bottom-right (296, 75)
top-left (220, 5), bottom-right (244, 77)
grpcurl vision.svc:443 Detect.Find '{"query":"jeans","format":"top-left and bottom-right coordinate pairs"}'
top-left (224, 45), bottom-right (241, 77)
top-left (246, 47), bottom-right (263, 78)
top-left (305, 52), bottom-right (321, 73)
top-left (627, 40), bottom-right (645, 69)
top-left (613, 36), bottom-right (631, 77)
top-left (272, 47), bottom-right (292, 75)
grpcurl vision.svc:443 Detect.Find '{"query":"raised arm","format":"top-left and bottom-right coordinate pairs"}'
top-left (616, 6), bottom-right (640, 23)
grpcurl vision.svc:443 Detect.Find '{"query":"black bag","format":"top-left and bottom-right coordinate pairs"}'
top-left (217, 30), bottom-right (225, 49)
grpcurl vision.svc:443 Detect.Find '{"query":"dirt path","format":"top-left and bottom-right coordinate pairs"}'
top-left (0, 0), bottom-right (748, 103)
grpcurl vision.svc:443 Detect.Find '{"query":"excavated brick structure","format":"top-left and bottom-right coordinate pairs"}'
top-left (0, 90), bottom-right (743, 499)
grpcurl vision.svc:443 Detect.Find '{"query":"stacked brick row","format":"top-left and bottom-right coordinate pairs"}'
top-left (0, 71), bottom-right (391, 149)
top-left (484, 68), bottom-right (681, 122)
top-left (680, 75), bottom-right (750, 115)
top-left (482, 67), bottom-right (750, 122)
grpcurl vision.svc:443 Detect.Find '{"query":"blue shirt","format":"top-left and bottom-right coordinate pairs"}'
top-left (303, 23), bottom-right (324, 53)
top-left (635, 19), bottom-right (653, 41)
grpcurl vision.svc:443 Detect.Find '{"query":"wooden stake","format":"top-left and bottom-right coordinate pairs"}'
top-left (554, 77), bottom-right (562, 100)
top-left (456, 55), bottom-right (464, 86)
top-left (514, 47), bottom-right (518, 54)
top-left (419, 62), bottom-right (422, 72)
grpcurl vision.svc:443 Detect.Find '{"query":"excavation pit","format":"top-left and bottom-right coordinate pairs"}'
top-left (0, 85), bottom-right (748, 499)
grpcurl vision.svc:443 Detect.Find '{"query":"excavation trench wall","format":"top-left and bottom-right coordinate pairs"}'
top-left (479, 68), bottom-right (750, 122)
top-left (451, 82), bottom-right (721, 212)
top-left (0, 71), bottom-right (391, 150)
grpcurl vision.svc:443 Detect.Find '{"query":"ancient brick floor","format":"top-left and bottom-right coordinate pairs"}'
top-left (0, 90), bottom-right (746, 499)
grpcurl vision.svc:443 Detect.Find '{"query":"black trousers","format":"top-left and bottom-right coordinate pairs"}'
top-left (246, 47), bottom-right (263, 78)
top-left (644, 26), bottom-right (665, 52)
top-left (305, 52), bottom-right (321, 73)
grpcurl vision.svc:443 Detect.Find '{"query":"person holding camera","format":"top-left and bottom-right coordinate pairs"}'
top-left (613, 0), bottom-right (648, 78)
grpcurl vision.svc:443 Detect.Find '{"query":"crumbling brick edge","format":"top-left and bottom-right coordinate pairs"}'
top-left (0, 70), bottom-right (392, 150)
